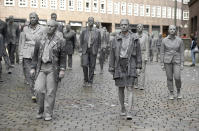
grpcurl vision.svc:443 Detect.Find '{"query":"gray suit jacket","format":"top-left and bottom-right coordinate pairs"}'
top-left (160, 35), bottom-right (184, 64)
top-left (80, 27), bottom-right (101, 55)
top-left (109, 31), bottom-right (142, 79)
top-left (19, 24), bottom-right (44, 59)
top-left (31, 32), bottom-right (66, 82)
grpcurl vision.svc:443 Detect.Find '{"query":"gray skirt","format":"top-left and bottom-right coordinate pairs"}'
top-left (115, 58), bottom-right (135, 87)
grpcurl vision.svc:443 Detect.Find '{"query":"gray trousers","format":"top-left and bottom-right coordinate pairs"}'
top-left (2, 47), bottom-right (11, 70)
top-left (99, 48), bottom-right (106, 70)
top-left (7, 44), bottom-right (16, 65)
top-left (66, 54), bottom-right (72, 68)
top-left (134, 55), bottom-right (146, 88)
top-left (165, 63), bottom-right (181, 92)
top-left (34, 63), bottom-right (58, 117)
top-left (23, 58), bottom-right (34, 95)
top-left (0, 60), bottom-right (2, 78)
top-left (82, 48), bottom-right (97, 83)
top-left (156, 46), bottom-right (161, 62)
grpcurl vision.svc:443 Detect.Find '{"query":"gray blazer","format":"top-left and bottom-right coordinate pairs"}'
top-left (31, 32), bottom-right (66, 82)
top-left (19, 24), bottom-right (44, 59)
top-left (80, 28), bottom-right (101, 55)
top-left (160, 35), bottom-right (184, 64)
top-left (109, 31), bottom-right (142, 79)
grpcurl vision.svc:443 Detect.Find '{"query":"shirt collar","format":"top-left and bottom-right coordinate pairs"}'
top-left (168, 35), bottom-right (176, 39)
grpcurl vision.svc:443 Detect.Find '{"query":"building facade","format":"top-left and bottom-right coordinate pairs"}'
top-left (0, 0), bottom-right (189, 37)
top-left (189, 0), bottom-right (199, 43)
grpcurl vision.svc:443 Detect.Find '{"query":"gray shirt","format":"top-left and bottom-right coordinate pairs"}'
top-left (120, 33), bottom-right (130, 58)
top-left (42, 39), bottom-right (51, 63)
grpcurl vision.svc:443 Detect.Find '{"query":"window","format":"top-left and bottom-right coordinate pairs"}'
top-left (107, 0), bottom-right (113, 14)
top-left (151, 6), bottom-right (156, 17)
top-left (172, 8), bottom-right (175, 19)
top-left (77, 0), bottom-right (83, 11)
top-left (59, 0), bottom-right (66, 10)
top-left (145, 5), bottom-right (150, 17)
top-left (4, 0), bottom-right (15, 6)
top-left (127, 3), bottom-right (132, 16)
top-left (85, 0), bottom-right (91, 12)
top-left (114, 2), bottom-right (120, 15)
top-left (40, 0), bottom-right (48, 8)
top-left (50, 0), bottom-right (57, 9)
top-left (162, 7), bottom-right (166, 18)
top-left (183, 10), bottom-right (189, 20)
top-left (100, 0), bottom-right (106, 13)
top-left (134, 4), bottom-right (139, 16)
top-left (183, 0), bottom-right (190, 4)
top-left (156, 6), bottom-right (161, 18)
top-left (178, 9), bottom-right (182, 20)
top-left (18, 0), bottom-right (28, 7)
top-left (68, 0), bottom-right (75, 11)
top-left (121, 2), bottom-right (126, 15)
top-left (140, 4), bottom-right (144, 16)
top-left (93, 0), bottom-right (98, 13)
top-left (30, 0), bottom-right (38, 8)
top-left (167, 7), bottom-right (171, 18)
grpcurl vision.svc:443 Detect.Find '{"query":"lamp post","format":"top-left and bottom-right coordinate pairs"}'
top-left (174, 0), bottom-right (177, 26)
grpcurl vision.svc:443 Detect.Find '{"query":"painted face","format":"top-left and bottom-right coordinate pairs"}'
top-left (47, 20), bottom-right (57, 35)
top-left (8, 17), bottom-right (14, 23)
top-left (120, 20), bottom-right (129, 32)
top-left (51, 14), bottom-right (57, 21)
top-left (168, 25), bottom-right (176, 35)
top-left (137, 24), bottom-right (143, 32)
top-left (88, 17), bottom-right (94, 27)
top-left (29, 13), bottom-right (38, 26)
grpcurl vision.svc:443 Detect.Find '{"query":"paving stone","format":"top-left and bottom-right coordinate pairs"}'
top-left (0, 55), bottom-right (198, 130)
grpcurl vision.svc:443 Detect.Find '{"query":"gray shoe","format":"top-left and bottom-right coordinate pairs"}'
top-left (134, 85), bottom-right (139, 89)
top-left (139, 87), bottom-right (144, 90)
top-left (177, 91), bottom-right (182, 99)
top-left (120, 107), bottom-right (126, 116)
top-left (83, 82), bottom-right (88, 87)
top-left (87, 83), bottom-right (92, 87)
top-left (32, 96), bottom-right (37, 103)
top-left (44, 116), bottom-right (52, 121)
top-left (36, 113), bottom-right (43, 119)
top-left (169, 93), bottom-right (174, 100)
top-left (126, 114), bottom-right (132, 120)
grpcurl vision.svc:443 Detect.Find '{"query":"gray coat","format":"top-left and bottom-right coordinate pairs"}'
top-left (63, 30), bottom-right (76, 55)
top-left (80, 28), bottom-right (101, 55)
top-left (109, 32), bottom-right (142, 79)
top-left (0, 20), bottom-right (7, 57)
top-left (160, 35), bottom-right (184, 64)
top-left (31, 32), bottom-right (66, 82)
top-left (6, 22), bottom-right (19, 45)
top-left (19, 24), bottom-right (44, 59)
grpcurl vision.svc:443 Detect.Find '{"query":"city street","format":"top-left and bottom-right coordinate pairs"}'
top-left (0, 54), bottom-right (198, 131)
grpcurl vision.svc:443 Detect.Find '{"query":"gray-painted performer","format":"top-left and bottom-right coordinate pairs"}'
top-left (19, 12), bottom-right (44, 102)
top-left (134, 24), bottom-right (149, 90)
top-left (109, 19), bottom-right (142, 120)
top-left (160, 25), bottom-right (184, 100)
top-left (80, 17), bottom-right (101, 87)
top-left (63, 24), bottom-right (76, 70)
top-left (30, 20), bottom-right (66, 121)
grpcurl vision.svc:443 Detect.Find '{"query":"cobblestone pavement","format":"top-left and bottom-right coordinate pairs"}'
top-left (0, 54), bottom-right (198, 131)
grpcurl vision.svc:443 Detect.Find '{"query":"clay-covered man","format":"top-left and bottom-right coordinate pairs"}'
top-left (63, 24), bottom-right (76, 70)
top-left (160, 25), bottom-right (184, 100)
top-left (6, 16), bottom-right (20, 65)
top-left (30, 20), bottom-right (66, 121)
top-left (19, 12), bottom-right (45, 102)
top-left (80, 17), bottom-right (101, 87)
top-left (109, 19), bottom-right (142, 120)
top-left (134, 24), bottom-right (149, 90)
